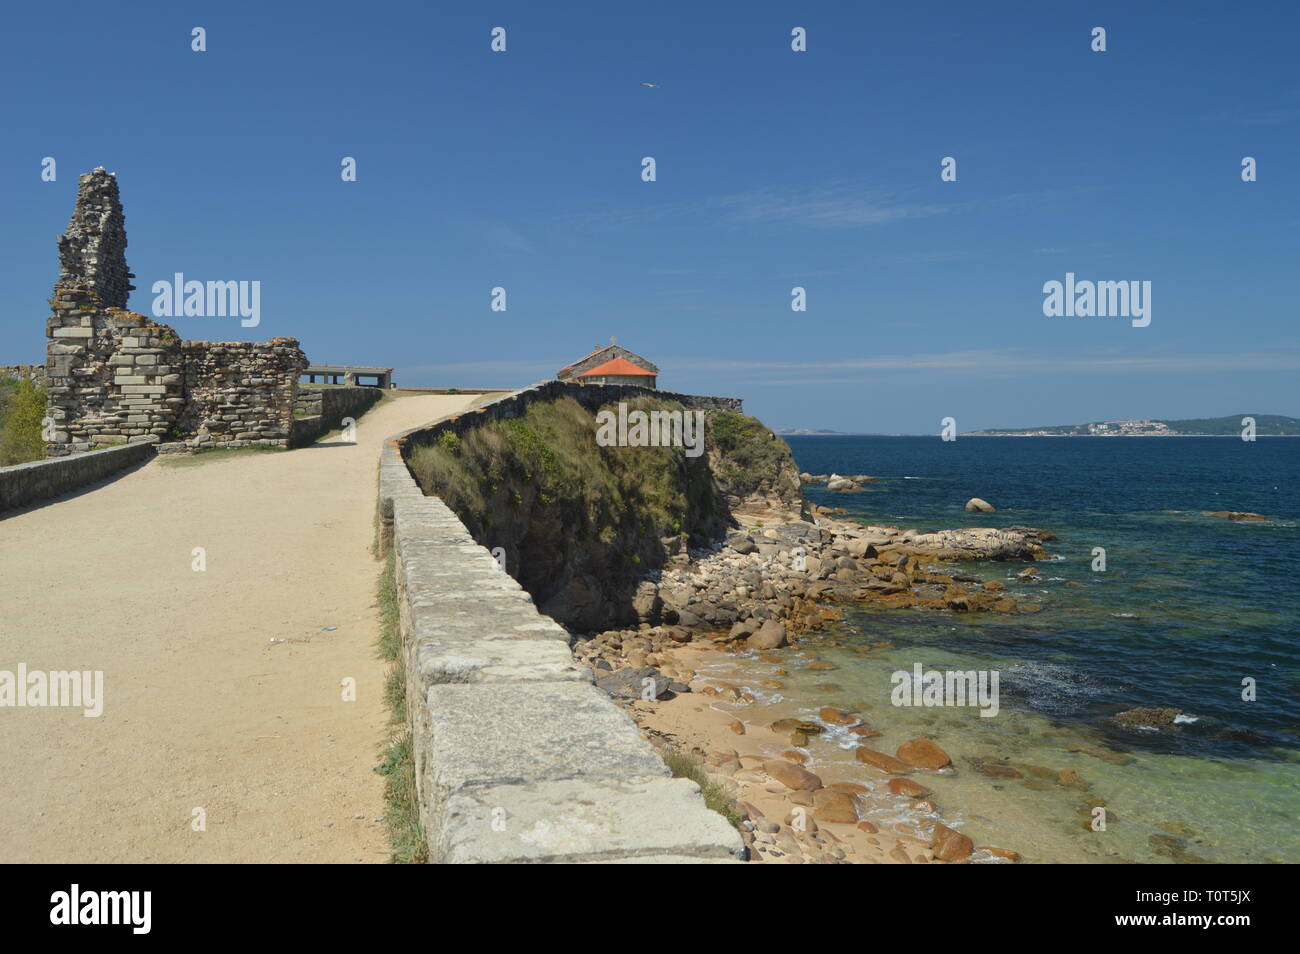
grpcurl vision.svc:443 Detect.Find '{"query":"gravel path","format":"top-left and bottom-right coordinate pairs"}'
top-left (0, 393), bottom-right (475, 862)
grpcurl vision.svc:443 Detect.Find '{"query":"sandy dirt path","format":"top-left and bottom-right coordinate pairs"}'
top-left (0, 393), bottom-right (475, 863)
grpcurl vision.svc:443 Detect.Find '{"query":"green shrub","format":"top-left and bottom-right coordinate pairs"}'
top-left (0, 378), bottom-right (48, 466)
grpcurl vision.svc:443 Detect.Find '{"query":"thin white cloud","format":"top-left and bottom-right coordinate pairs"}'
top-left (398, 349), bottom-right (1300, 387)
top-left (558, 181), bottom-right (1071, 232)
top-left (479, 222), bottom-right (535, 254)
top-left (711, 186), bottom-right (950, 228)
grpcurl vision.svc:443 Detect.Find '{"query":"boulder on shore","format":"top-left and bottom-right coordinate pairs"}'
top-left (594, 666), bottom-right (687, 700)
top-left (930, 822), bottom-right (975, 861)
top-left (965, 497), bottom-right (996, 513)
top-left (763, 758), bottom-right (823, 791)
top-left (894, 526), bottom-right (1053, 561)
top-left (746, 620), bottom-right (788, 650)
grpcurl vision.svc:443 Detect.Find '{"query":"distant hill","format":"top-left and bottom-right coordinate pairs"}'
top-left (969, 414), bottom-right (1300, 436)
top-left (775, 427), bottom-right (850, 435)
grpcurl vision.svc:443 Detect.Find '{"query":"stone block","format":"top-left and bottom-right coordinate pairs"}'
top-left (435, 776), bottom-right (744, 863)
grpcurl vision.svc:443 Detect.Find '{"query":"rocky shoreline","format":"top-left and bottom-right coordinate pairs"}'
top-left (574, 505), bottom-right (1063, 863)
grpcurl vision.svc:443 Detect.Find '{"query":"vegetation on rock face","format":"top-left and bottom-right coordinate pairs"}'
top-left (0, 377), bottom-right (48, 466)
top-left (374, 551), bottom-right (426, 863)
top-left (407, 394), bottom-right (804, 631)
top-left (708, 409), bottom-right (802, 503)
top-left (662, 747), bottom-right (742, 829)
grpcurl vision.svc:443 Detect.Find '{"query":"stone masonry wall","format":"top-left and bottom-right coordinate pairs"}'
top-left (44, 169), bottom-right (307, 456)
top-left (1, 441), bottom-right (154, 513)
top-left (176, 339), bottom-right (307, 450)
top-left (290, 385), bottom-right (384, 448)
top-left (45, 291), bottom-right (184, 455)
top-left (1, 365), bottom-right (45, 384)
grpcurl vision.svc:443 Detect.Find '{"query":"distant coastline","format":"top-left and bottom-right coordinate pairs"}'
top-left (967, 413), bottom-right (1299, 437)
top-left (778, 414), bottom-right (1300, 438)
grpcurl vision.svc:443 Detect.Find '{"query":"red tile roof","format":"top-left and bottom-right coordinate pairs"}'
top-left (578, 357), bottom-right (656, 377)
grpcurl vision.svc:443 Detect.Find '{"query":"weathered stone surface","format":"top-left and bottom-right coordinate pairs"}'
top-left (437, 777), bottom-right (743, 863)
top-left (418, 682), bottom-right (669, 815)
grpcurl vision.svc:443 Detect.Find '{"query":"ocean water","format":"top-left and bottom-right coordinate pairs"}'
top-left (711, 436), bottom-right (1299, 863)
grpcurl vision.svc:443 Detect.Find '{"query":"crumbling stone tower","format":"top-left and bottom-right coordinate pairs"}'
top-left (44, 169), bottom-right (307, 456)
top-left (55, 168), bottom-right (136, 307)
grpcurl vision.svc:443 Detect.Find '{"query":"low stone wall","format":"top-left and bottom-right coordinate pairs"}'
top-left (0, 442), bottom-right (154, 513)
top-left (177, 339), bottom-right (306, 450)
top-left (395, 379), bottom-right (741, 455)
top-left (290, 386), bottom-right (384, 447)
top-left (0, 365), bottom-right (44, 384)
top-left (378, 405), bottom-right (744, 863)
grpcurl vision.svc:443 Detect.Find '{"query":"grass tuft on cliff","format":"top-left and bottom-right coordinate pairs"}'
top-left (408, 395), bottom-right (703, 542)
top-left (709, 409), bottom-right (802, 502)
top-left (663, 748), bottom-right (742, 829)
top-left (374, 549), bottom-right (425, 862)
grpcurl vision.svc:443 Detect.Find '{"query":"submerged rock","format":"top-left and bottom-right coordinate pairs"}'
top-left (897, 737), bottom-right (953, 770)
top-left (885, 778), bottom-right (932, 798)
top-left (966, 757), bottom-right (1022, 778)
top-left (855, 747), bottom-right (913, 774)
top-left (1112, 706), bottom-right (1197, 729)
top-left (1201, 510), bottom-right (1268, 522)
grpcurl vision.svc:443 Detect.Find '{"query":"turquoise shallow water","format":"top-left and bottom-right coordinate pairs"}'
top-left (741, 436), bottom-right (1300, 863)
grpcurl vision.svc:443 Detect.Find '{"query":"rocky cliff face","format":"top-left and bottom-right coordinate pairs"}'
top-left (407, 394), bottom-right (805, 631)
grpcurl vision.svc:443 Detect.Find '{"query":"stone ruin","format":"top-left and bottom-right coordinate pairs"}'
top-left (44, 169), bottom-right (307, 456)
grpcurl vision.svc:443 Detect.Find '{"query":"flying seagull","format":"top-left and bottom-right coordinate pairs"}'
top-left (640, 82), bottom-right (659, 88)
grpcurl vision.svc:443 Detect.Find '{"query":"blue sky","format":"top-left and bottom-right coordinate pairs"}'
top-left (2, 1), bottom-right (1297, 432)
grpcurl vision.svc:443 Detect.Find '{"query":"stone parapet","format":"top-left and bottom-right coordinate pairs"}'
top-left (378, 397), bottom-right (744, 864)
